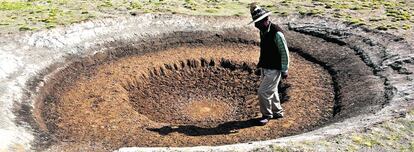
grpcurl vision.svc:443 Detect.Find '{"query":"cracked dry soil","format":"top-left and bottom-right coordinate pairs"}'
top-left (37, 44), bottom-right (334, 150)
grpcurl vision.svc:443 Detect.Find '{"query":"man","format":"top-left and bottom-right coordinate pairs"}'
top-left (249, 3), bottom-right (290, 126)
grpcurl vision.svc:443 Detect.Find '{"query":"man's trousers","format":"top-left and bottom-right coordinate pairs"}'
top-left (258, 68), bottom-right (284, 118)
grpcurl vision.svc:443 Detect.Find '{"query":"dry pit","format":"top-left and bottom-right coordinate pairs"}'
top-left (9, 14), bottom-right (412, 152)
top-left (32, 30), bottom-right (382, 151)
top-left (36, 44), bottom-right (334, 150)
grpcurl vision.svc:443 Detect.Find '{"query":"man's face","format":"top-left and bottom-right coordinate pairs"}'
top-left (254, 18), bottom-right (269, 31)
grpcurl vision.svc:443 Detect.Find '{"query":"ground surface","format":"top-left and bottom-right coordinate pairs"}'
top-left (1, 0), bottom-right (413, 44)
top-left (40, 45), bottom-right (333, 150)
top-left (267, 109), bottom-right (414, 152)
top-left (0, 0), bottom-right (413, 152)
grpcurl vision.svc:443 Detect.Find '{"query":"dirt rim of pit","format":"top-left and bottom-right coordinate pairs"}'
top-left (10, 14), bottom-right (412, 151)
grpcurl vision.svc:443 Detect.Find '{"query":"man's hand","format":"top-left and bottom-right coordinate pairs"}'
top-left (281, 71), bottom-right (288, 79)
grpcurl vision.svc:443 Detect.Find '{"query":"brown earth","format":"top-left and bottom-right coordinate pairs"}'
top-left (37, 44), bottom-right (334, 150)
top-left (128, 59), bottom-right (260, 127)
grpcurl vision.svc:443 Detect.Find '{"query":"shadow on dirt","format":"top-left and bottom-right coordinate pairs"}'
top-left (146, 81), bottom-right (290, 136)
top-left (147, 118), bottom-right (267, 136)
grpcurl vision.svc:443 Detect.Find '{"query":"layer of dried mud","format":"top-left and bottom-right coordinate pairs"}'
top-left (37, 44), bottom-right (334, 150)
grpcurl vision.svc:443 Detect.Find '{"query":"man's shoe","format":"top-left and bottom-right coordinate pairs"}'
top-left (272, 113), bottom-right (284, 119)
top-left (258, 116), bottom-right (271, 126)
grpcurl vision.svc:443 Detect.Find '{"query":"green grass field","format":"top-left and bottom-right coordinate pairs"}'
top-left (0, 0), bottom-right (413, 34)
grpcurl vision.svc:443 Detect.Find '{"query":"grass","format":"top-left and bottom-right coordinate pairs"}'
top-left (0, 1), bottom-right (38, 10)
top-left (129, 1), bottom-right (142, 10)
top-left (271, 145), bottom-right (290, 152)
top-left (376, 24), bottom-right (399, 31)
top-left (346, 18), bottom-right (365, 26)
top-left (351, 135), bottom-right (381, 148)
top-left (299, 8), bottom-right (325, 16)
top-left (402, 24), bottom-right (412, 30)
top-left (0, 0), bottom-right (95, 33)
top-left (0, 0), bottom-right (413, 33)
top-left (267, 108), bottom-right (414, 151)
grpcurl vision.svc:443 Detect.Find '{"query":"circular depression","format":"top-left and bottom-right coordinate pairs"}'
top-left (36, 44), bottom-right (334, 150)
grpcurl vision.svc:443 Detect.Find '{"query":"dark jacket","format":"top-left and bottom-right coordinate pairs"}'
top-left (257, 23), bottom-right (286, 70)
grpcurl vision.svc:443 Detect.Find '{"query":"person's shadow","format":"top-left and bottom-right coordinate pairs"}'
top-left (147, 118), bottom-right (261, 136)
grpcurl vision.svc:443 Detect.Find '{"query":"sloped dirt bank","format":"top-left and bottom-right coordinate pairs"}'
top-left (36, 43), bottom-right (334, 150)
top-left (31, 30), bottom-right (381, 150)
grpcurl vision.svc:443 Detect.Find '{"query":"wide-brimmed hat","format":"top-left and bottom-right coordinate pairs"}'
top-left (248, 3), bottom-right (272, 25)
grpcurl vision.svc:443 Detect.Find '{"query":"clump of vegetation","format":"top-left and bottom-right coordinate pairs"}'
top-left (350, 5), bottom-right (363, 10)
top-left (386, 9), bottom-right (411, 21)
top-left (330, 3), bottom-right (351, 10)
top-left (410, 141), bottom-right (414, 151)
top-left (281, 0), bottom-right (293, 4)
top-left (376, 24), bottom-right (399, 31)
top-left (402, 24), bottom-right (412, 30)
top-left (332, 12), bottom-right (347, 18)
top-left (0, 1), bottom-right (32, 10)
top-left (369, 16), bottom-right (386, 22)
top-left (232, 12), bottom-right (243, 17)
top-left (183, 0), bottom-right (198, 10)
top-left (100, 0), bottom-right (113, 8)
top-left (352, 134), bottom-right (381, 148)
top-left (299, 9), bottom-right (324, 16)
top-left (129, 1), bottom-right (142, 10)
top-left (18, 26), bottom-right (32, 31)
top-left (346, 18), bottom-right (366, 26)
top-left (205, 8), bottom-right (218, 13)
top-left (279, 11), bottom-right (289, 17)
